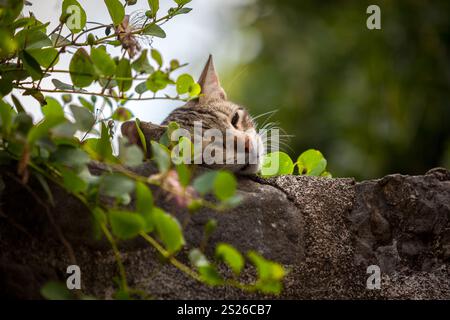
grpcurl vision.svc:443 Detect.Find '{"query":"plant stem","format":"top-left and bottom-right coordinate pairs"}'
top-left (102, 223), bottom-right (129, 292)
top-left (14, 84), bottom-right (183, 101)
top-left (139, 232), bottom-right (201, 282)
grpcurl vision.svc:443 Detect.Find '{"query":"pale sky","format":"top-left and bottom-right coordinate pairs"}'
top-left (12, 0), bottom-right (257, 124)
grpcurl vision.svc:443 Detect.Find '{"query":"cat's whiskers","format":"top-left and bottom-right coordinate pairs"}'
top-left (252, 110), bottom-right (295, 154)
top-left (260, 128), bottom-right (295, 153)
top-left (259, 112), bottom-right (278, 131)
top-left (251, 110), bottom-right (278, 123)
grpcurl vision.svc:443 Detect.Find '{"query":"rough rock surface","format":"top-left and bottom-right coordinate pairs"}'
top-left (0, 164), bottom-right (449, 299)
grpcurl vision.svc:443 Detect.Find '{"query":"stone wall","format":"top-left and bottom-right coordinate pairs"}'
top-left (0, 164), bottom-right (449, 299)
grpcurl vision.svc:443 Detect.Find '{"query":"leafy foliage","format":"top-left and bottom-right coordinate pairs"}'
top-left (260, 149), bottom-right (331, 178)
top-left (0, 0), bottom-right (285, 299)
top-left (41, 281), bottom-right (75, 300)
top-left (216, 243), bottom-right (244, 275)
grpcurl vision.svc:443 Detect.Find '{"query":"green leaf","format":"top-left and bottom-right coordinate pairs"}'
top-left (82, 123), bottom-right (114, 161)
top-left (99, 121), bottom-right (113, 159)
top-left (11, 95), bottom-right (25, 113)
top-left (79, 97), bottom-right (95, 112)
top-left (23, 88), bottom-right (46, 106)
top-left (118, 137), bottom-right (144, 166)
top-left (147, 0), bottom-right (159, 18)
top-left (220, 194), bottom-right (242, 208)
top-left (87, 33), bottom-right (95, 45)
top-left (248, 251), bottom-right (285, 294)
top-left (153, 208), bottom-right (185, 253)
top-left (21, 50), bottom-right (42, 80)
top-left (62, 0), bottom-right (87, 33)
top-left (0, 77), bottom-right (13, 96)
top-left (41, 281), bottom-right (73, 300)
top-left (170, 59), bottom-right (180, 70)
top-left (150, 141), bottom-right (171, 173)
top-left (296, 149), bottom-right (328, 176)
top-left (0, 73), bottom-right (12, 97)
top-left (109, 210), bottom-right (145, 239)
top-left (142, 24), bottom-right (166, 38)
top-left (112, 107), bottom-right (133, 121)
top-left (132, 49), bottom-right (154, 74)
top-left (91, 46), bottom-right (116, 77)
top-left (27, 48), bottom-right (59, 68)
top-left (59, 167), bottom-right (88, 193)
top-left (100, 173), bottom-right (135, 198)
top-left (51, 34), bottom-right (71, 47)
top-left (320, 171), bottom-right (332, 178)
top-left (248, 251), bottom-right (285, 280)
top-left (52, 123), bottom-right (78, 140)
top-left (204, 219), bottom-right (217, 237)
top-left (104, 0), bottom-right (125, 25)
top-left (189, 83), bottom-right (201, 97)
top-left (260, 151), bottom-right (294, 177)
top-left (213, 171), bottom-right (237, 201)
top-left (150, 49), bottom-right (163, 67)
top-left (175, 163), bottom-right (190, 187)
top-left (0, 65), bottom-right (28, 82)
top-left (192, 171), bottom-right (217, 195)
top-left (91, 207), bottom-right (107, 240)
top-left (198, 265), bottom-right (223, 286)
top-left (16, 29), bottom-right (52, 50)
top-left (216, 243), bottom-right (244, 275)
top-left (159, 121), bottom-right (179, 147)
top-left (176, 74), bottom-right (194, 95)
top-left (50, 145), bottom-right (90, 170)
top-left (12, 17), bottom-right (34, 31)
top-left (52, 79), bottom-right (75, 91)
top-left (0, 0), bottom-right (24, 25)
top-left (70, 48), bottom-right (95, 88)
top-left (42, 97), bottom-right (65, 120)
top-left (106, 40), bottom-right (121, 46)
top-left (28, 98), bottom-right (66, 143)
top-left (172, 136), bottom-right (193, 164)
top-left (116, 58), bottom-right (132, 93)
top-left (189, 248), bottom-right (209, 268)
top-left (135, 181), bottom-right (154, 232)
top-left (135, 81), bottom-right (148, 94)
top-left (0, 101), bottom-right (14, 136)
top-left (99, 77), bottom-right (117, 89)
top-left (70, 104), bottom-right (95, 131)
top-left (172, 7), bottom-right (192, 16)
top-left (62, 95), bottom-right (72, 104)
top-left (188, 249), bottom-right (223, 285)
top-left (12, 112), bottom-right (32, 138)
top-left (146, 70), bottom-right (171, 93)
top-left (192, 170), bottom-right (237, 200)
top-left (135, 118), bottom-right (147, 155)
top-left (174, 0), bottom-right (192, 5)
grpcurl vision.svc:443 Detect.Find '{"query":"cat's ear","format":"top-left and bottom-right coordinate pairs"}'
top-left (197, 55), bottom-right (227, 104)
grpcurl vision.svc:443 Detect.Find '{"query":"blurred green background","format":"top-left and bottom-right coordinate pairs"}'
top-left (223, 0), bottom-right (450, 180)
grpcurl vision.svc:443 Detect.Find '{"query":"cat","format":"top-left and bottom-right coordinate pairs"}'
top-left (122, 55), bottom-right (264, 175)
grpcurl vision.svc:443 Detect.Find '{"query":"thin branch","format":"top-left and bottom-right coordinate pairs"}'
top-left (14, 85), bottom-right (184, 101)
top-left (139, 232), bottom-right (202, 282)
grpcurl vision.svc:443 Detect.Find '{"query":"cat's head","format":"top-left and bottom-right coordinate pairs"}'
top-left (122, 55), bottom-right (264, 175)
top-left (163, 55), bottom-right (263, 174)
